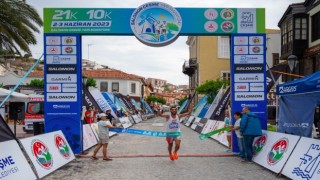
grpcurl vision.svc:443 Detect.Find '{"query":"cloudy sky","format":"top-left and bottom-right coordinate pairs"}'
top-left (26, 0), bottom-right (302, 85)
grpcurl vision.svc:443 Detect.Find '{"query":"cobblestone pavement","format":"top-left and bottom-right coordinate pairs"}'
top-left (43, 117), bottom-right (289, 180)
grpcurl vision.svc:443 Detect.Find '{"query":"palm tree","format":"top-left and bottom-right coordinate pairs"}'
top-left (0, 0), bottom-right (43, 56)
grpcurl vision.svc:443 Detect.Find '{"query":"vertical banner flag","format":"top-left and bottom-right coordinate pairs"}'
top-left (266, 62), bottom-right (288, 92)
top-left (210, 87), bottom-right (231, 121)
top-left (88, 87), bottom-right (117, 118)
top-left (230, 34), bottom-right (267, 152)
top-left (44, 34), bottom-right (82, 154)
top-left (204, 86), bottom-right (224, 118)
top-left (83, 85), bottom-right (102, 112)
top-left (0, 115), bottom-right (15, 142)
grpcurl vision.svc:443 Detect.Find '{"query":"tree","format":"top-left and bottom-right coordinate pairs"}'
top-left (146, 95), bottom-right (166, 105)
top-left (195, 78), bottom-right (230, 103)
top-left (85, 77), bottom-right (96, 87)
top-left (0, 0), bottom-right (43, 55)
top-left (28, 79), bottom-right (44, 87)
top-left (163, 84), bottom-right (169, 91)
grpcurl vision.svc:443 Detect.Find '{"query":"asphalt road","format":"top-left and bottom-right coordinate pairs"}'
top-left (42, 116), bottom-right (289, 180)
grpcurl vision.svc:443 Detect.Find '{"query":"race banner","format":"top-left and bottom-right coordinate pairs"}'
top-left (195, 118), bottom-right (208, 134)
top-left (0, 140), bottom-right (37, 180)
top-left (82, 85), bottom-right (102, 112)
top-left (199, 127), bottom-right (230, 140)
top-left (102, 92), bottom-right (118, 113)
top-left (0, 115), bottom-right (15, 142)
top-left (88, 87), bottom-right (117, 118)
top-left (201, 120), bottom-right (217, 134)
top-left (210, 121), bottom-right (229, 146)
top-left (210, 87), bottom-right (231, 121)
top-left (204, 86), bottom-right (224, 118)
top-left (266, 62), bottom-right (288, 92)
top-left (110, 128), bottom-right (181, 137)
top-left (193, 95), bottom-right (208, 117)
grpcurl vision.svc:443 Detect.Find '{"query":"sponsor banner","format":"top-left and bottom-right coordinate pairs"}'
top-left (234, 55), bottom-right (264, 64)
top-left (46, 55), bottom-right (77, 64)
top-left (234, 73), bottom-right (264, 82)
top-left (0, 140), bottom-right (37, 180)
top-left (82, 124), bottom-right (98, 151)
top-left (234, 64), bottom-right (264, 73)
top-left (185, 115), bottom-right (195, 127)
top-left (89, 123), bottom-right (99, 141)
top-left (192, 95), bottom-right (208, 117)
top-left (266, 63), bottom-right (288, 92)
top-left (46, 36), bottom-right (61, 45)
top-left (234, 46), bottom-right (248, 54)
top-left (46, 65), bottom-right (77, 74)
top-left (199, 127), bottom-right (230, 140)
top-left (132, 115), bottom-right (142, 124)
top-left (235, 92), bottom-right (264, 101)
top-left (195, 118), bottom-right (208, 134)
top-left (235, 83), bottom-right (249, 92)
top-left (20, 131), bottom-right (75, 178)
top-left (46, 74), bottom-right (77, 83)
top-left (83, 85), bottom-right (102, 112)
top-left (47, 93), bottom-right (77, 102)
top-left (62, 36), bottom-right (77, 45)
top-left (0, 115), bottom-right (15, 142)
top-left (44, 8), bottom-right (265, 35)
top-left (210, 121), bottom-right (228, 146)
top-left (46, 46), bottom-right (61, 55)
top-left (204, 87), bottom-right (223, 118)
top-left (88, 88), bottom-right (117, 118)
top-left (52, 104), bottom-right (71, 109)
top-left (249, 36), bottom-right (264, 45)
top-left (234, 36), bottom-right (248, 45)
top-left (282, 137), bottom-right (320, 180)
top-left (62, 84), bottom-right (77, 92)
top-left (249, 46), bottom-right (264, 54)
top-left (200, 119), bottom-right (217, 134)
top-left (119, 117), bottom-right (132, 129)
top-left (46, 84), bottom-right (61, 93)
top-left (252, 130), bottom-right (300, 173)
top-left (102, 92), bottom-right (120, 113)
top-left (210, 87), bottom-right (230, 121)
top-left (250, 83), bottom-right (264, 91)
top-left (62, 46), bottom-right (77, 55)
top-left (191, 117), bottom-right (202, 130)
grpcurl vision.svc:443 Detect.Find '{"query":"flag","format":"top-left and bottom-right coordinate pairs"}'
top-left (266, 63), bottom-right (288, 92)
top-left (0, 115), bottom-right (16, 142)
top-left (82, 84), bottom-right (102, 112)
top-left (210, 87), bottom-right (231, 121)
top-left (204, 85), bottom-right (224, 118)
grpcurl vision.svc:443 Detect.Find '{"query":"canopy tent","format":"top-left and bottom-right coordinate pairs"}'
top-left (276, 71), bottom-right (320, 137)
top-left (0, 88), bottom-right (29, 103)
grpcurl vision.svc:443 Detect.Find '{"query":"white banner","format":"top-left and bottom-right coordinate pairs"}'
top-left (83, 124), bottom-right (98, 151)
top-left (184, 116), bottom-right (195, 127)
top-left (252, 130), bottom-right (300, 173)
top-left (201, 119), bottom-right (217, 134)
top-left (0, 140), bottom-right (37, 180)
top-left (132, 115), bottom-right (142, 124)
top-left (88, 87), bottom-right (117, 118)
top-left (204, 87), bottom-right (224, 118)
top-left (210, 121), bottom-right (228, 147)
top-left (191, 117), bottom-right (201, 130)
top-left (119, 117), bottom-right (132, 128)
top-left (20, 131), bottom-right (75, 178)
top-left (90, 123), bottom-right (99, 141)
top-left (282, 137), bottom-right (320, 180)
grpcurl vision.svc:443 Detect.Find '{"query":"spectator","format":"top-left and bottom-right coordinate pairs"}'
top-left (224, 109), bottom-right (232, 152)
top-left (85, 106), bottom-right (94, 124)
top-left (229, 112), bottom-right (245, 160)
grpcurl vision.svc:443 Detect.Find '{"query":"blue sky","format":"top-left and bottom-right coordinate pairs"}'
top-left (27, 0), bottom-right (302, 85)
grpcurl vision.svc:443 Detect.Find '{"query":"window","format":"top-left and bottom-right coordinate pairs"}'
top-left (218, 36), bottom-right (230, 58)
top-left (100, 82), bottom-right (108, 92)
top-left (312, 12), bottom-right (320, 42)
top-left (295, 18), bottom-right (307, 40)
top-left (112, 82), bottom-right (119, 92)
top-left (272, 53), bottom-right (280, 66)
top-left (131, 83), bottom-right (136, 93)
top-left (221, 71), bottom-right (231, 80)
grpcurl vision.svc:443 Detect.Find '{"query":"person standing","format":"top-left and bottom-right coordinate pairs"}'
top-left (240, 107), bottom-right (262, 162)
top-left (229, 112), bottom-right (245, 160)
top-left (91, 113), bottom-right (118, 161)
top-left (224, 109), bottom-right (232, 152)
top-left (85, 106), bottom-right (94, 124)
top-left (158, 104), bottom-right (193, 161)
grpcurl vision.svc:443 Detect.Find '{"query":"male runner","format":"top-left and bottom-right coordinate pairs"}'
top-left (158, 104), bottom-right (193, 161)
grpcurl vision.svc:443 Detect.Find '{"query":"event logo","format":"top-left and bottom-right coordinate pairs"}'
top-left (204, 9), bottom-right (218, 20)
top-left (278, 86), bottom-right (297, 94)
top-left (204, 21), bottom-right (218, 32)
top-left (251, 36), bottom-right (262, 44)
top-left (253, 134), bottom-right (267, 156)
top-left (235, 46), bottom-right (248, 54)
top-left (54, 135), bottom-right (71, 159)
top-left (221, 21), bottom-right (234, 32)
top-left (130, 2), bottom-right (182, 47)
top-left (63, 37), bottom-right (74, 44)
top-left (64, 46), bottom-right (73, 54)
top-left (252, 46), bottom-right (261, 53)
top-left (31, 140), bottom-right (53, 169)
top-left (267, 138), bottom-right (288, 165)
top-left (241, 103), bottom-right (258, 108)
top-left (292, 144), bottom-right (320, 179)
top-left (220, 8), bottom-right (234, 20)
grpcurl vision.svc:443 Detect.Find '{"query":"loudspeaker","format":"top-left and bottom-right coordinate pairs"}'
top-left (9, 102), bottom-right (25, 120)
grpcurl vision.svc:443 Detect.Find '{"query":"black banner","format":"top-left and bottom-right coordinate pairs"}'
top-left (82, 84), bottom-right (102, 112)
top-left (234, 64), bottom-right (264, 73)
top-left (195, 118), bottom-right (208, 134)
top-left (180, 93), bottom-right (196, 114)
top-left (0, 115), bottom-right (16, 142)
top-left (210, 87), bottom-right (230, 121)
top-left (266, 63), bottom-right (288, 92)
top-left (115, 93), bottom-right (136, 112)
top-left (46, 65), bottom-right (77, 74)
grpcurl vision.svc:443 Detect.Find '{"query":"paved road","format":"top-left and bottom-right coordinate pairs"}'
top-left (43, 116), bottom-right (288, 180)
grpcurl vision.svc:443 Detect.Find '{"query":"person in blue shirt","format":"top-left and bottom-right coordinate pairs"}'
top-left (240, 107), bottom-right (262, 162)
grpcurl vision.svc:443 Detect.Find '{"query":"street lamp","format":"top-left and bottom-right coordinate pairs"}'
top-left (287, 55), bottom-right (298, 73)
top-left (87, 44), bottom-right (93, 60)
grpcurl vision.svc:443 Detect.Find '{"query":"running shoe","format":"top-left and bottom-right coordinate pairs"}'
top-left (169, 154), bottom-right (174, 161)
top-left (173, 152), bottom-right (179, 160)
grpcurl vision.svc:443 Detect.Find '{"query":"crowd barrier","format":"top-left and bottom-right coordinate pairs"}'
top-left (20, 131), bottom-right (75, 179)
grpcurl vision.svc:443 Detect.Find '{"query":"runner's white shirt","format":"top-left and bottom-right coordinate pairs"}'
top-left (166, 115), bottom-right (180, 132)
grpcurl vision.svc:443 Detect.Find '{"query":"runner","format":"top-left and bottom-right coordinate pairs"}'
top-left (158, 104), bottom-right (193, 161)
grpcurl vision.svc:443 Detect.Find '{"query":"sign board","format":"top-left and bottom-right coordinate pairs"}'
top-left (132, 115), bottom-right (142, 124)
top-left (0, 140), bottom-right (37, 180)
top-left (82, 124), bottom-right (98, 151)
top-left (195, 118), bottom-right (208, 134)
top-left (20, 131), bottom-right (75, 178)
top-left (191, 117), bottom-right (201, 130)
top-left (282, 137), bottom-right (320, 180)
top-left (210, 121), bottom-right (228, 146)
top-left (119, 117), bottom-right (132, 129)
top-left (185, 116), bottom-right (195, 127)
top-left (201, 119), bottom-right (217, 134)
top-left (252, 130), bottom-right (300, 173)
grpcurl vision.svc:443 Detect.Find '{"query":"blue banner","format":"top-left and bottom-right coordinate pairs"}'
top-left (193, 95), bottom-right (208, 117)
top-left (44, 34), bottom-right (82, 154)
top-left (130, 98), bottom-right (142, 111)
top-left (198, 103), bottom-right (211, 118)
top-left (102, 92), bottom-right (118, 112)
top-left (177, 99), bottom-right (188, 114)
top-left (110, 128), bottom-right (181, 137)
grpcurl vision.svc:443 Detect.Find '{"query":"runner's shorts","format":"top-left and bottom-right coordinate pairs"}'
top-left (166, 136), bottom-right (181, 144)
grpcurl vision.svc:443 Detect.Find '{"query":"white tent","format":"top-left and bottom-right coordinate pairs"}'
top-left (0, 88), bottom-right (29, 103)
